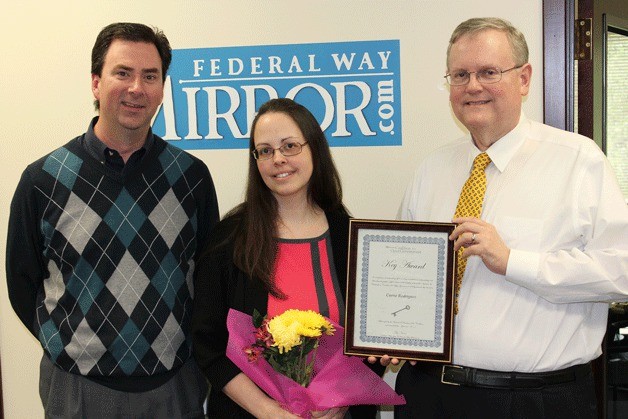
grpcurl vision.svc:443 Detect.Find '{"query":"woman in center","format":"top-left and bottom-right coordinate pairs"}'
top-left (192, 98), bottom-right (381, 418)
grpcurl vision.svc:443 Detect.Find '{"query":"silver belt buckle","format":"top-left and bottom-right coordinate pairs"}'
top-left (441, 364), bottom-right (463, 386)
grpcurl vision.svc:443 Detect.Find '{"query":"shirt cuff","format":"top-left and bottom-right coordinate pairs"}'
top-left (506, 249), bottom-right (540, 286)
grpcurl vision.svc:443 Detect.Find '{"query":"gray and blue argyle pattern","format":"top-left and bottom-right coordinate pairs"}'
top-left (33, 140), bottom-right (202, 377)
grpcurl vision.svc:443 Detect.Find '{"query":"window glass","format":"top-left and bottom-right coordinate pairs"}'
top-left (606, 30), bottom-right (628, 201)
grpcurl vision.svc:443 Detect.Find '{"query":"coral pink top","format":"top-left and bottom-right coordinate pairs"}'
top-left (267, 231), bottom-right (345, 324)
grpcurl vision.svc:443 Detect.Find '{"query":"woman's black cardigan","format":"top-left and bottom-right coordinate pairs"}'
top-left (191, 209), bottom-right (385, 418)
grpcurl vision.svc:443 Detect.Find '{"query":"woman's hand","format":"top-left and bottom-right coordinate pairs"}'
top-left (223, 373), bottom-right (300, 419)
top-left (260, 400), bottom-right (301, 419)
top-left (311, 406), bottom-right (349, 419)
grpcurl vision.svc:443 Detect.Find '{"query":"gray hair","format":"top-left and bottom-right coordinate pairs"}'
top-left (446, 17), bottom-right (529, 68)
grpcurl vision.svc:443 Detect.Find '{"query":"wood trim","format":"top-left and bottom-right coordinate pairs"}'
top-left (577, 0), bottom-right (594, 140)
top-left (543, 0), bottom-right (575, 131)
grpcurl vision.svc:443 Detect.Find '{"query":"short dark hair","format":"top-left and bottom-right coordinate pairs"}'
top-left (91, 22), bottom-right (171, 110)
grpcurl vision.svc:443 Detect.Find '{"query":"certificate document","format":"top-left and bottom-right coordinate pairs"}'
top-left (344, 219), bottom-right (455, 362)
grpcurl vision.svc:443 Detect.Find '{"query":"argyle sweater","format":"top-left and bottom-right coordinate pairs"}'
top-left (7, 133), bottom-right (218, 389)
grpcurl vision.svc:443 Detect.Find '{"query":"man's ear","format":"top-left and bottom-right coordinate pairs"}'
top-left (519, 63), bottom-right (532, 96)
top-left (91, 74), bottom-right (100, 99)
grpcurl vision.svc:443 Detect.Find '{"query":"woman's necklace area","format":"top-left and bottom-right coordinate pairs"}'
top-left (277, 208), bottom-right (327, 239)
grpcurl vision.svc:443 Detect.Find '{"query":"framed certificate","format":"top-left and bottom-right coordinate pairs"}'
top-left (344, 219), bottom-right (456, 362)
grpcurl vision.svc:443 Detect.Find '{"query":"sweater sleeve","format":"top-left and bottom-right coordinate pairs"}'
top-left (194, 162), bottom-right (220, 259)
top-left (6, 168), bottom-right (47, 336)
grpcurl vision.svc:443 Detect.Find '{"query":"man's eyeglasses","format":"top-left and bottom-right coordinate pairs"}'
top-left (444, 65), bottom-right (524, 86)
top-left (252, 141), bottom-right (309, 161)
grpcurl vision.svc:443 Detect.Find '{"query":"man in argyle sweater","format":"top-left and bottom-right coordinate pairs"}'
top-left (6, 22), bottom-right (219, 418)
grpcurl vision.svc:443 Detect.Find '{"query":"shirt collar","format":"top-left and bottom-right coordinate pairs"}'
top-left (467, 112), bottom-right (528, 173)
top-left (82, 116), bottom-right (154, 162)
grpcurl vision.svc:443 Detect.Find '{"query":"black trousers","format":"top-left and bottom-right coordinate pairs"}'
top-left (394, 362), bottom-right (598, 419)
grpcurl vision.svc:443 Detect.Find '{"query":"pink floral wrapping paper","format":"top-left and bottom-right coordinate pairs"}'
top-left (226, 308), bottom-right (405, 418)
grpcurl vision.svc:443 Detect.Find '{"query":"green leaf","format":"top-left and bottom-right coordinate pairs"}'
top-left (301, 338), bottom-right (318, 354)
top-left (252, 309), bottom-right (266, 328)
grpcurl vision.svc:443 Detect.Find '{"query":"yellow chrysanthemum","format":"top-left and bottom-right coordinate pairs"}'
top-left (268, 309), bottom-right (335, 353)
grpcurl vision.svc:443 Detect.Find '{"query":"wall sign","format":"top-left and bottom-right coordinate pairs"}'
top-left (153, 40), bottom-right (402, 149)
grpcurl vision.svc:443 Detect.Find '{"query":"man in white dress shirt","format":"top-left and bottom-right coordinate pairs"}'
top-left (394, 17), bottom-right (628, 419)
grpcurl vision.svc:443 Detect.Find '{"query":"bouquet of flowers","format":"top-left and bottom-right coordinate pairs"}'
top-left (244, 309), bottom-right (335, 387)
top-left (226, 308), bottom-right (405, 418)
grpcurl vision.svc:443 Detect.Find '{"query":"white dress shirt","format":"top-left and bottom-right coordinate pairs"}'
top-left (399, 114), bottom-right (628, 372)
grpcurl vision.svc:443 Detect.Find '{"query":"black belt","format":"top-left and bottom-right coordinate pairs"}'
top-left (417, 362), bottom-right (591, 389)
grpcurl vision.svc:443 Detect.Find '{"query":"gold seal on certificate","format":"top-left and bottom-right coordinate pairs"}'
top-left (344, 219), bottom-right (456, 362)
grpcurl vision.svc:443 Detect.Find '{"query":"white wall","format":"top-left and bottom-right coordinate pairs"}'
top-left (0, 1), bottom-right (542, 417)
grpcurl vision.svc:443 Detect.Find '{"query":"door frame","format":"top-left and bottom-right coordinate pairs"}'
top-left (543, 0), bottom-right (575, 132)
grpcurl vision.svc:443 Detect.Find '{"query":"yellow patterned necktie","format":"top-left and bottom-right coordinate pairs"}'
top-left (453, 152), bottom-right (491, 314)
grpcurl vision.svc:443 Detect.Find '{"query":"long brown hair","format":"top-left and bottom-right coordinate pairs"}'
top-left (225, 98), bottom-right (346, 296)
